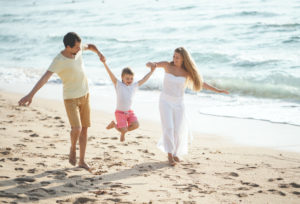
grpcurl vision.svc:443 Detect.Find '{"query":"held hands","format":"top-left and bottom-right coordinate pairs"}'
top-left (18, 94), bottom-right (33, 106)
top-left (146, 62), bottom-right (155, 68)
top-left (146, 62), bottom-right (157, 71)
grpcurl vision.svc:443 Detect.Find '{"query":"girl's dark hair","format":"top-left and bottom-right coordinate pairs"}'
top-left (63, 32), bottom-right (81, 48)
top-left (121, 67), bottom-right (134, 77)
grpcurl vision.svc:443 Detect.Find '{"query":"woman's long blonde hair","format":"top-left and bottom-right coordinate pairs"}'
top-left (173, 47), bottom-right (203, 91)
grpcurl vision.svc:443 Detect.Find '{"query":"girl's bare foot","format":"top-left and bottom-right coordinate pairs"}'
top-left (106, 121), bottom-right (115, 129)
top-left (168, 154), bottom-right (176, 166)
top-left (78, 161), bottom-right (91, 172)
top-left (173, 156), bottom-right (180, 162)
top-left (69, 148), bottom-right (76, 166)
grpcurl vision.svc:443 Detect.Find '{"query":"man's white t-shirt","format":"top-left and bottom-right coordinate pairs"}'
top-left (115, 80), bottom-right (138, 112)
top-left (48, 44), bottom-right (89, 100)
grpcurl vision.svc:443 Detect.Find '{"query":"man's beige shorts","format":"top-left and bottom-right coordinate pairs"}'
top-left (64, 93), bottom-right (91, 127)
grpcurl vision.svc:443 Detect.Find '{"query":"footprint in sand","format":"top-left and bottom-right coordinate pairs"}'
top-left (0, 191), bottom-right (21, 199)
top-left (268, 189), bottom-right (286, 196)
top-left (15, 167), bottom-right (24, 171)
top-left (0, 148), bottom-right (11, 155)
top-left (46, 170), bottom-right (67, 179)
top-left (14, 177), bottom-right (35, 183)
top-left (8, 158), bottom-right (24, 162)
top-left (237, 193), bottom-right (248, 197)
top-left (14, 144), bottom-right (26, 148)
top-left (36, 162), bottom-right (47, 167)
top-left (40, 181), bottom-right (51, 186)
top-left (237, 166), bottom-right (257, 171)
top-left (19, 130), bottom-right (33, 133)
top-left (25, 188), bottom-right (56, 197)
top-left (215, 172), bottom-right (239, 179)
top-left (240, 181), bottom-right (259, 188)
top-left (63, 182), bottom-right (75, 188)
top-left (29, 133), bottom-right (39, 137)
top-left (91, 190), bottom-right (107, 195)
top-left (105, 198), bottom-right (122, 203)
top-left (27, 168), bottom-right (36, 174)
top-left (268, 178), bottom-right (284, 182)
top-left (277, 182), bottom-right (300, 196)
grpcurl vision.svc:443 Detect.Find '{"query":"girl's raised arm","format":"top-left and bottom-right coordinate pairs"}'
top-left (138, 66), bottom-right (156, 86)
top-left (100, 57), bottom-right (117, 86)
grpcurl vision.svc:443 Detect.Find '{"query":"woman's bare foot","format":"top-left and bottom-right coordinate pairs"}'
top-left (78, 161), bottom-right (91, 172)
top-left (173, 156), bottom-right (180, 162)
top-left (120, 132), bottom-right (125, 142)
top-left (106, 121), bottom-right (115, 129)
top-left (69, 148), bottom-right (76, 166)
top-left (168, 153), bottom-right (176, 166)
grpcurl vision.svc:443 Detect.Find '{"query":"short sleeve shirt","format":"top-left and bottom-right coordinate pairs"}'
top-left (48, 44), bottom-right (89, 99)
top-left (115, 80), bottom-right (139, 111)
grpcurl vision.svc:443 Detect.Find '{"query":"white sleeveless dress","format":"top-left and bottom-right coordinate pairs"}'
top-left (157, 73), bottom-right (192, 156)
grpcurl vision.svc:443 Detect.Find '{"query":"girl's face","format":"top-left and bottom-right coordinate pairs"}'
top-left (173, 52), bottom-right (183, 67)
top-left (122, 74), bottom-right (134, 86)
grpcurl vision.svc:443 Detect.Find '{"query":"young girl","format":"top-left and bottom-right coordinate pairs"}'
top-left (100, 57), bottom-right (156, 142)
top-left (146, 47), bottom-right (229, 166)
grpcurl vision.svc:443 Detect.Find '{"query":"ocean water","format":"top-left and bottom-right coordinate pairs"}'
top-left (1, 0), bottom-right (300, 129)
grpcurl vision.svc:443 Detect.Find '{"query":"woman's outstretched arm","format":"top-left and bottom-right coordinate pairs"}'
top-left (146, 61), bottom-right (169, 70)
top-left (203, 82), bottom-right (229, 94)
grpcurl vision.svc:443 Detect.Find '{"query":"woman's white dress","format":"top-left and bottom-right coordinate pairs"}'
top-left (158, 73), bottom-right (192, 156)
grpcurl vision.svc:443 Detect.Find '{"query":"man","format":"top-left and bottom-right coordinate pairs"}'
top-left (18, 32), bottom-right (104, 171)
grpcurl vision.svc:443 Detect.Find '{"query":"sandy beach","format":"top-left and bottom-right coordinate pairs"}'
top-left (0, 90), bottom-right (300, 203)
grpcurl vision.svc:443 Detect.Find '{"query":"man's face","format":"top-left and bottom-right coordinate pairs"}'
top-left (122, 74), bottom-right (134, 86)
top-left (68, 41), bottom-right (81, 55)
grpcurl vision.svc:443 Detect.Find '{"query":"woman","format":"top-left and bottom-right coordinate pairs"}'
top-left (146, 47), bottom-right (229, 166)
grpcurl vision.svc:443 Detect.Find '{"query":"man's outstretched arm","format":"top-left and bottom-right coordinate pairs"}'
top-left (18, 71), bottom-right (53, 106)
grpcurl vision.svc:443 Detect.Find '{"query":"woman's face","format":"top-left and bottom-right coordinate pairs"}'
top-left (173, 52), bottom-right (183, 67)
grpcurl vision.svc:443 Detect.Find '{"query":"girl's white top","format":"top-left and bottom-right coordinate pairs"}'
top-left (115, 80), bottom-right (138, 111)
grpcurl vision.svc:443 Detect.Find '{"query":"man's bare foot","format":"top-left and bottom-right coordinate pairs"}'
top-left (78, 161), bottom-right (91, 172)
top-left (69, 148), bottom-right (76, 166)
top-left (120, 133), bottom-right (125, 142)
top-left (173, 156), bottom-right (180, 162)
top-left (106, 121), bottom-right (115, 129)
top-left (168, 154), bottom-right (176, 166)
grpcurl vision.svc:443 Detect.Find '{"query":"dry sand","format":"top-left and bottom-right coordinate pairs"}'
top-left (0, 91), bottom-right (299, 203)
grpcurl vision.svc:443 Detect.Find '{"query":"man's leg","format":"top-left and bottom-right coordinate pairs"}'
top-left (78, 127), bottom-right (89, 170)
top-left (77, 94), bottom-right (91, 170)
top-left (69, 127), bottom-right (81, 166)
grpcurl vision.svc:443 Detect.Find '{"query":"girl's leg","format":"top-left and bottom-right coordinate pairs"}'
top-left (106, 121), bottom-right (116, 129)
top-left (128, 121), bottom-right (139, 131)
top-left (117, 127), bottom-right (128, 142)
